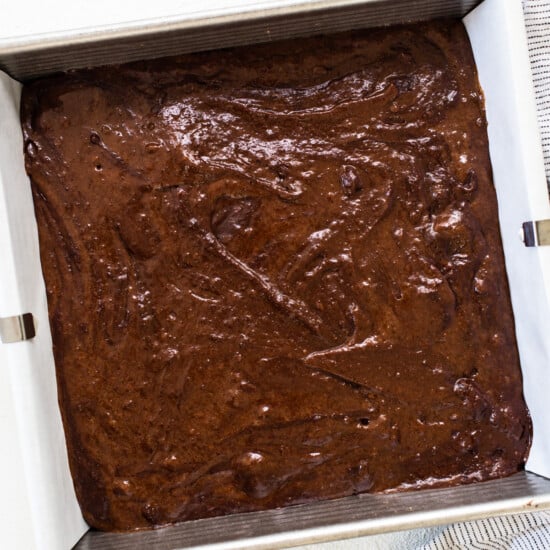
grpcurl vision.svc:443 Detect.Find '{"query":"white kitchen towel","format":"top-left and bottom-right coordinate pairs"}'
top-left (298, 511), bottom-right (550, 549)
top-left (422, 511), bottom-right (550, 550)
top-left (524, 0), bottom-right (550, 183)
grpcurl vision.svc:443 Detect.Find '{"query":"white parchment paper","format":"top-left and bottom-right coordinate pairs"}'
top-left (0, 1), bottom-right (548, 549)
top-left (465, 0), bottom-right (550, 479)
top-left (0, 72), bottom-right (88, 550)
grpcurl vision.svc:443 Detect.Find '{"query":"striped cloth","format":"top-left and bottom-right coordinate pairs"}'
top-left (422, 512), bottom-right (550, 549)
top-left (297, 511), bottom-right (550, 550)
top-left (524, 0), bottom-right (550, 182)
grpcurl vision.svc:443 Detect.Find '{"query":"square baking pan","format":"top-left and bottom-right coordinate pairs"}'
top-left (1, 1), bottom-right (550, 549)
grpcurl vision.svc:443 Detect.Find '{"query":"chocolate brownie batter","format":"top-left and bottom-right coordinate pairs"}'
top-left (21, 19), bottom-right (531, 531)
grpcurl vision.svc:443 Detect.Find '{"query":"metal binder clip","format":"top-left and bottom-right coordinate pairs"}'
top-left (522, 219), bottom-right (550, 247)
top-left (0, 313), bottom-right (36, 343)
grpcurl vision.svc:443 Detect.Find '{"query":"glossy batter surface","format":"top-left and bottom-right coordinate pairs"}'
top-left (21, 20), bottom-right (531, 531)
